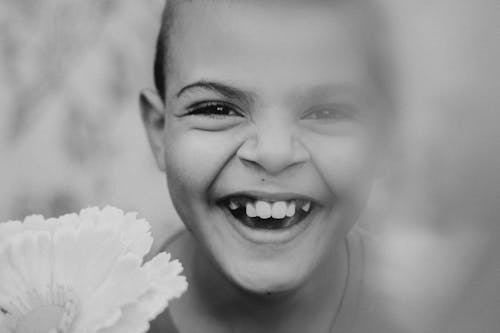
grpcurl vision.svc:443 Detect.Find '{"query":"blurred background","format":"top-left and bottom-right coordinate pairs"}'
top-left (0, 0), bottom-right (499, 332)
top-left (0, 0), bottom-right (180, 253)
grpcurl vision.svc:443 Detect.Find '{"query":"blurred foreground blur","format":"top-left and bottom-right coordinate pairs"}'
top-left (0, 0), bottom-right (499, 332)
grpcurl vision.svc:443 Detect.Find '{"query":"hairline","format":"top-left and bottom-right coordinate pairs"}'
top-left (152, 0), bottom-right (395, 109)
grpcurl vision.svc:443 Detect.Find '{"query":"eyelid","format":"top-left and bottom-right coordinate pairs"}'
top-left (185, 100), bottom-right (243, 117)
top-left (302, 103), bottom-right (358, 120)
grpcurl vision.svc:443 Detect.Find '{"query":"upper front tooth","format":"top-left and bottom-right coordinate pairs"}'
top-left (229, 200), bottom-right (239, 210)
top-left (286, 201), bottom-right (296, 217)
top-left (255, 201), bottom-right (272, 219)
top-left (271, 201), bottom-right (287, 219)
top-left (301, 202), bottom-right (311, 212)
top-left (246, 202), bottom-right (257, 217)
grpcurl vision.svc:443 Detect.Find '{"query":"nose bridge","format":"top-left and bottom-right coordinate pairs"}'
top-left (256, 114), bottom-right (293, 160)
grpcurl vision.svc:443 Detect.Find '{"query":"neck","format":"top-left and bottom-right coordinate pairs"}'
top-left (189, 239), bottom-right (349, 333)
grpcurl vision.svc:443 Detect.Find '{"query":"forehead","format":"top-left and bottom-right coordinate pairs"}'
top-left (167, 0), bottom-right (372, 98)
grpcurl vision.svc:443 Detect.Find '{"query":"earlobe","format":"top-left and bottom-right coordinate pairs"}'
top-left (139, 89), bottom-right (167, 171)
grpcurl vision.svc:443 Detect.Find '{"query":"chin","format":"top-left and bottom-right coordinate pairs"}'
top-left (225, 257), bottom-right (313, 296)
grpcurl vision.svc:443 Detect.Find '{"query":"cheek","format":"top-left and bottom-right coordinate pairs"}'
top-left (164, 130), bottom-right (237, 199)
top-left (307, 134), bottom-right (377, 197)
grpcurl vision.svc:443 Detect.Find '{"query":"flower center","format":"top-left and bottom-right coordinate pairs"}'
top-left (16, 304), bottom-right (65, 333)
top-left (5, 286), bottom-right (78, 333)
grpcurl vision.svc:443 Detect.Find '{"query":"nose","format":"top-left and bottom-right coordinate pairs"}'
top-left (237, 121), bottom-right (310, 175)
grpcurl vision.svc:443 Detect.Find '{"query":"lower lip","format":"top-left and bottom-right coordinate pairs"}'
top-left (220, 206), bottom-right (316, 244)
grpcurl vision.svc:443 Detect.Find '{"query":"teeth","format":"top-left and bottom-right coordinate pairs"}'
top-left (238, 199), bottom-right (311, 219)
top-left (255, 201), bottom-right (272, 219)
top-left (286, 201), bottom-right (296, 217)
top-left (271, 201), bottom-right (287, 219)
top-left (229, 200), bottom-right (239, 210)
top-left (246, 202), bottom-right (257, 217)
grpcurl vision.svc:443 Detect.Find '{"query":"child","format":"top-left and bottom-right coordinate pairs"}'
top-left (140, 0), bottom-right (392, 332)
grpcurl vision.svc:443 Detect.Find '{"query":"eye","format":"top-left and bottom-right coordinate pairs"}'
top-left (186, 101), bottom-right (242, 119)
top-left (305, 109), bottom-right (338, 120)
top-left (303, 107), bottom-right (352, 121)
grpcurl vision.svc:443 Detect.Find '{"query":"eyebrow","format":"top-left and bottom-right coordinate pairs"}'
top-left (302, 83), bottom-right (362, 99)
top-left (175, 80), bottom-right (254, 103)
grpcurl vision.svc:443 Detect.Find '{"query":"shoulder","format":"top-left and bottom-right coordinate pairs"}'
top-left (148, 308), bottom-right (180, 333)
top-left (148, 229), bottom-right (191, 332)
top-left (348, 226), bottom-right (404, 333)
top-left (352, 226), bottom-right (458, 333)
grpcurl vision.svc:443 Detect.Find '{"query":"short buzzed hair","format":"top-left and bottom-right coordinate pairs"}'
top-left (152, 0), bottom-right (395, 109)
top-left (153, 1), bottom-right (178, 102)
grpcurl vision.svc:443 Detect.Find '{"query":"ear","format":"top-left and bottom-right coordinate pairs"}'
top-left (139, 89), bottom-right (167, 171)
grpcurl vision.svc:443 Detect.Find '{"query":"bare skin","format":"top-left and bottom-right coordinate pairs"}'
top-left (142, 1), bottom-right (387, 332)
top-left (152, 231), bottom-right (348, 332)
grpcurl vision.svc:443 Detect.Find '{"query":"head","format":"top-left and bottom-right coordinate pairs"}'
top-left (141, 0), bottom-right (392, 294)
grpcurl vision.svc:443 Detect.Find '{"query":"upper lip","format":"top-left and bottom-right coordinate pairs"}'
top-left (216, 190), bottom-right (317, 204)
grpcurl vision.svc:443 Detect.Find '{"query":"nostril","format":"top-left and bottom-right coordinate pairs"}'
top-left (236, 133), bottom-right (310, 174)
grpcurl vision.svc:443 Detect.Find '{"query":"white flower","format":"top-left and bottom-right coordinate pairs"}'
top-left (0, 206), bottom-right (187, 333)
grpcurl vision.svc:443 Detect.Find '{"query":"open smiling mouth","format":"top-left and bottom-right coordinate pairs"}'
top-left (218, 196), bottom-right (314, 230)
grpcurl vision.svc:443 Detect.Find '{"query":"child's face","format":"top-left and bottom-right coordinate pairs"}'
top-left (144, 0), bottom-right (387, 293)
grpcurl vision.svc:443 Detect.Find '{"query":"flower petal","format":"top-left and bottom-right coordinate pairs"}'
top-left (0, 206), bottom-right (187, 333)
top-left (74, 253), bottom-right (149, 332)
top-left (0, 220), bottom-right (22, 249)
top-left (96, 252), bottom-right (188, 333)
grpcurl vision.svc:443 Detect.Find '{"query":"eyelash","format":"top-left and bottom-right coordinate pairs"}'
top-left (303, 106), bottom-right (354, 121)
top-left (183, 102), bottom-right (354, 123)
top-left (186, 101), bottom-right (242, 118)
